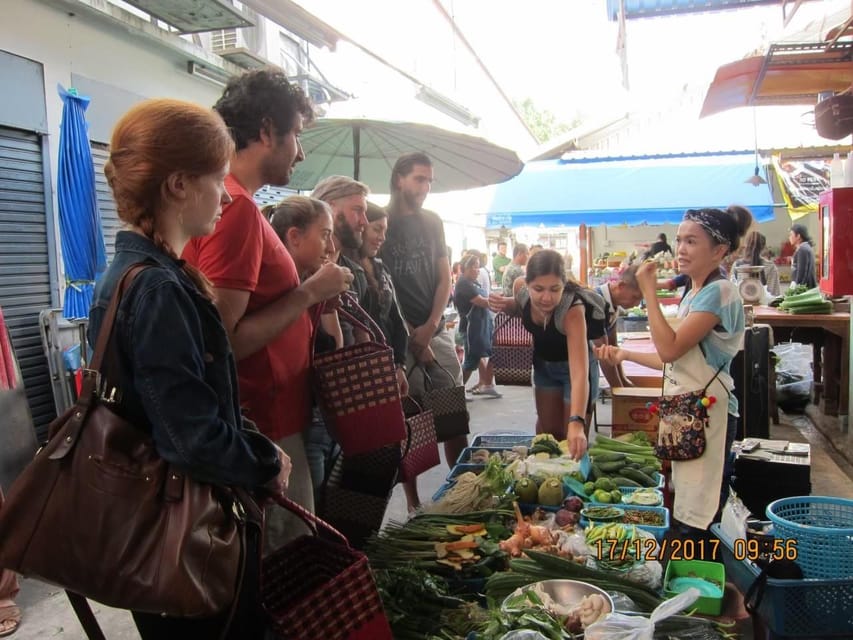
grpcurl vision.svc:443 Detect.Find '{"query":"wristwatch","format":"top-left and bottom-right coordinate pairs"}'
top-left (567, 415), bottom-right (586, 428)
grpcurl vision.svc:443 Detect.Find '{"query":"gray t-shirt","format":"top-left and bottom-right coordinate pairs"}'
top-left (380, 207), bottom-right (447, 327)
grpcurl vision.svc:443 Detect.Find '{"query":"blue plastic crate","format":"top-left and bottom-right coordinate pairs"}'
top-left (711, 524), bottom-right (853, 637)
top-left (431, 481), bottom-right (453, 502)
top-left (456, 446), bottom-right (517, 465)
top-left (580, 504), bottom-right (670, 541)
top-left (470, 432), bottom-right (532, 448)
top-left (619, 486), bottom-right (664, 507)
top-left (446, 463), bottom-right (485, 483)
top-left (765, 496), bottom-right (853, 579)
top-left (620, 504), bottom-right (670, 542)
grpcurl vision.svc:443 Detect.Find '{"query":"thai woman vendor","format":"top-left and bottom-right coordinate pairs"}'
top-left (597, 206), bottom-right (751, 536)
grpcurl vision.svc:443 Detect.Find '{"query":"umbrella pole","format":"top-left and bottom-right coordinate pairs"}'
top-left (353, 125), bottom-right (360, 181)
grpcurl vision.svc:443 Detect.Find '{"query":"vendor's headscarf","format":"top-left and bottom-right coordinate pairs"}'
top-left (311, 175), bottom-right (369, 203)
top-left (683, 208), bottom-right (738, 248)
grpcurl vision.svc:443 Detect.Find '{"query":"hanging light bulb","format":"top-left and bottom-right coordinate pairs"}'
top-left (745, 107), bottom-right (767, 186)
top-left (745, 165), bottom-right (767, 186)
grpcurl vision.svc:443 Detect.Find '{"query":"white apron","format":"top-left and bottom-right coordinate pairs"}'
top-left (664, 344), bottom-right (732, 530)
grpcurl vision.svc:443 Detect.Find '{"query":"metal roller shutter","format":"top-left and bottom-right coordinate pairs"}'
top-left (90, 143), bottom-right (119, 261)
top-left (0, 127), bottom-right (55, 435)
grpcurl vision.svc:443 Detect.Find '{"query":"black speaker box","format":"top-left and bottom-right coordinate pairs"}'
top-left (730, 324), bottom-right (771, 440)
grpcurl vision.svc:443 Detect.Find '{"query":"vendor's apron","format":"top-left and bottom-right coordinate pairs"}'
top-left (665, 344), bottom-right (732, 530)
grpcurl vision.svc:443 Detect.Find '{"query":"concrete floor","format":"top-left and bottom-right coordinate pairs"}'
top-left (10, 385), bottom-right (853, 639)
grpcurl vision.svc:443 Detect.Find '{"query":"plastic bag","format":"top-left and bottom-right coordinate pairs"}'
top-left (772, 342), bottom-right (813, 412)
top-left (584, 588), bottom-right (700, 640)
top-left (720, 489), bottom-right (750, 542)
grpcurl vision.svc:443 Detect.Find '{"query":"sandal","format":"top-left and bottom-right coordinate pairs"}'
top-left (0, 605), bottom-right (20, 638)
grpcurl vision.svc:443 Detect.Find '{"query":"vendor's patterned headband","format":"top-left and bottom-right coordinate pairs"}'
top-left (683, 208), bottom-right (734, 247)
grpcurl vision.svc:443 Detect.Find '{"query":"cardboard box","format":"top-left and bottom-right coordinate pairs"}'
top-left (611, 386), bottom-right (660, 437)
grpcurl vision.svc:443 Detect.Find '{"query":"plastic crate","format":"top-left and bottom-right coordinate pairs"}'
top-left (620, 505), bottom-right (670, 542)
top-left (446, 463), bottom-right (485, 482)
top-left (431, 482), bottom-right (451, 502)
top-left (711, 524), bottom-right (853, 637)
top-left (456, 446), bottom-right (517, 465)
top-left (580, 504), bottom-right (670, 542)
top-left (664, 560), bottom-right (725, 616)
top-left (470, 432), bottom-right (532, 448)
top-left (765, 496), bottom-right (853, 579)
top-left (619, 486), bottom-right (664, 507)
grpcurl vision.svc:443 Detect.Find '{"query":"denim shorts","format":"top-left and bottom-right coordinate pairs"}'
top-left (533, 354), bottom-right (600, 410)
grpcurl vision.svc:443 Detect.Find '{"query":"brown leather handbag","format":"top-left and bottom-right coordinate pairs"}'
top-left (0, 265), bottom-right (252, 618)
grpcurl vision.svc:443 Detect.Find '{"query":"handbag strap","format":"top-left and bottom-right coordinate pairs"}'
top-left (660, 358), bottom-right (727, 396)
top-left (310, 292), bottom-right (389, 365)
top-left (338, 291), bottom-right (388, 344)
top-left (271, 494), bottom-right (352, 548)
top-left (49, 263), bottom-right (150, 462)
top-left (65, 592), bottom-right (107, 640)
top-left (400, 395), bottom-right (426, 459)
top-left (407, 360), bottom-right (457, 390)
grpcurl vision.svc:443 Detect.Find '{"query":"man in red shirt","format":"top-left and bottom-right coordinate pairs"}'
top-left (183, 69), bottom-right (352, 549)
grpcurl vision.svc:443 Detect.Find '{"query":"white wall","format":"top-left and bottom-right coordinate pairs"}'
top-left (2, 0), bottom-right (227, 286)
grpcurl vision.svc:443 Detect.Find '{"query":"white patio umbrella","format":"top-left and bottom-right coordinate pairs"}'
top-left (288, 118), bottom-right (524, 193)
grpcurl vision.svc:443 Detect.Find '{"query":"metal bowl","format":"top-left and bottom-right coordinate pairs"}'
top-left (502, 578), bottom-right (614, 615)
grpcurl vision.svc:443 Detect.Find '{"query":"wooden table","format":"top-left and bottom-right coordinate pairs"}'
top-left (753, 306), bottom-right (850, 417)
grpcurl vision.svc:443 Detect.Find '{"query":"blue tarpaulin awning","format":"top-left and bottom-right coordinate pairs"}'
top-left (486, 152), bottom-right (775, 229)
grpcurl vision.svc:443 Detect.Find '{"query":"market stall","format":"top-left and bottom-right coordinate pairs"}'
top-left (361, 429), bottom-right (853, 640)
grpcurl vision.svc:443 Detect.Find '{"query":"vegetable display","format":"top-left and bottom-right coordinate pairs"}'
top-left (587, 434), bottom-right (662, 489)
top-left (779, 286), bottom-right (832, 315)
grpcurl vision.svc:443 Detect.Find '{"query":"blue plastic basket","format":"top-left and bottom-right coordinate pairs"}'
top-left (456, 446), bottom-right (516, 465)
top-left (765, 496), bottom-right (853, 579)
top-left (580, 504), bottom-right (670, 541)
top-left (711, 524), bottom-right (853, 637)
top-left (470, 432), bottom-right (532, 448)
top-left (431, 481), bottom-right (453, 502)
top-left (619, 486), bottom-right (664, 507)
top-left (446, 463), bottom-right (485, 483)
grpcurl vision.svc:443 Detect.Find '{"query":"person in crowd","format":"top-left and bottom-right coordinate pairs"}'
top-left (597, 206), bottom-right (752, 541)
top-left (594, 265), bottom-right (644, 388)
top-left (501, 243), bottom-right (529, 296)
top-left (642, 232), bottom-right (673, 259)
top-left (469, 250), bottom-right (490, 294)
top-left (182, 69), bottom-right (352, 550)
top-left (789, 223), bottom-right (817, 289)
top-left (312, 176), bottom-right (370, 306)
top-left (267, 196), bottom-right (342, 501)
top-left (489, 250), bottom-right (593, 460)
top-left (380, 152), bottom-right (469, 510)
top-left (358, 202), bottom-right (409, 396)
top-left (0, 489), bottom-right (20, 638)
top-left (455, 254), bottom-right (501, 399)
top-left (90, 98), bottom-right (290, 639)
top-left (492, 241), bottom-right (510, 286)
top-left (529, 244), bottom-right (544, 256)
top-left (730, 230), bottom-right (781, 296)
top-left (456, 250), bottom-right (491, 394)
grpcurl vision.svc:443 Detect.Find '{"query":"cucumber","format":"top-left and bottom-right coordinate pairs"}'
top-left (640, 465), bottom-right (658, 477)
top-left (597, 460), bottom-right (627, 472)
top-left (590, 463), bottom-right (602, 481)
top-left (621, 467), bottom-right (657, 487)
top-left (589, 451), bottom-right (626, 463)
top-left (612, 476), bottom-right (641, 488)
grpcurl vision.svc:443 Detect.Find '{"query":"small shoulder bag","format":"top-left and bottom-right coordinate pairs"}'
top-left (653, 361), bottom-right (726, 461)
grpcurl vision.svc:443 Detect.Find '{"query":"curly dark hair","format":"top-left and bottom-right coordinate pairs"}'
top-left (213, 68), bottom-right (314, 150)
